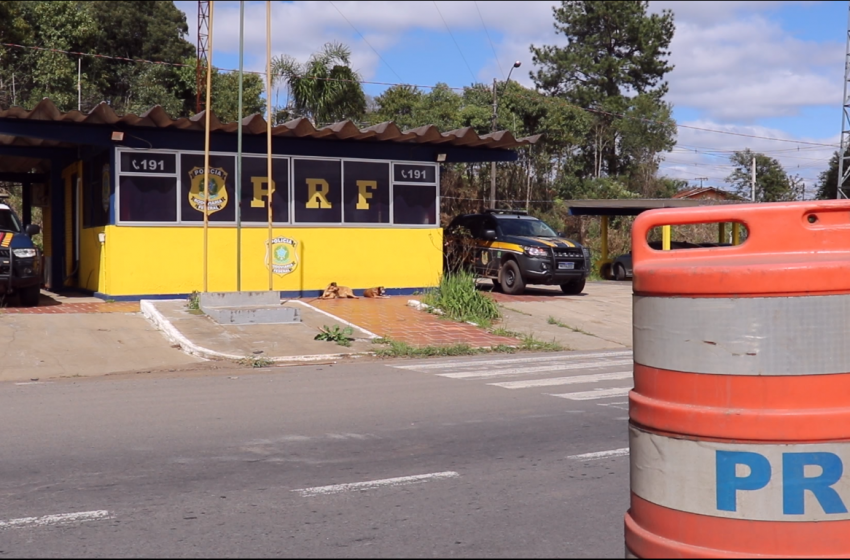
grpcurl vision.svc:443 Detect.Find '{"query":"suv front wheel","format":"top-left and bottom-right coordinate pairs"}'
top-left (500, 260), bottom-right (525, 295)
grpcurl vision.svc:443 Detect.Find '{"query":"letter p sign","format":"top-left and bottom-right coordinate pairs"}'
top-left (716, 451), bottom-right (771, 512)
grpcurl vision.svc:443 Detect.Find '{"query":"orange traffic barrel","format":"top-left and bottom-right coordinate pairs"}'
top-left (624, 200), bottom-right (850, 558)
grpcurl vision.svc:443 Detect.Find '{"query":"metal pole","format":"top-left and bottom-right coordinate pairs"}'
top-left (236, 0), bottom-right (244, 292)
top-left (751, 155), bottom-right (756, 202)
top-left (490, 78), bottom-right (497, 209)
top-left (77, 57), bottom-right (81, 111)
top-left (266, 0), bottom-right (274, 292)
top-left (202, 1), bottom-right (215, 293)
top-left (838, 2), bottom-right (850, 198)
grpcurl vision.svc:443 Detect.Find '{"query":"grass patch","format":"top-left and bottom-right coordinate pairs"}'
top-left (374, 340), bottom-right (484, 358)
top-left (547, 315), bottom-right (592, 336)
top-left (238, 355), bottom-right (274, 368)
top-left (420, 270), bottom-right (501, 328)
top-left (373, 333), bottom-right (563, 358)
top-left (186, 290), bottom-right (201, 311)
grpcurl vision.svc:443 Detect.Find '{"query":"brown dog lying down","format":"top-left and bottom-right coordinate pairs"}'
top-left (319, 282), bottom-right (357, 299)
top-left (319, 283), bottom-right (390, 299)
top-left (363, 286), bottom-right (389, 298)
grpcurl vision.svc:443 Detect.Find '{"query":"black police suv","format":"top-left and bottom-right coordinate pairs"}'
top-left (444, 209), bottom-right (591, 295)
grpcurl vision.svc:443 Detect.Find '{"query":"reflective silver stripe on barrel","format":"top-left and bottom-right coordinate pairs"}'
top-left (633, 294), bottom-right (850, 375)
top-left (629, 424), bottom-right (850, 522)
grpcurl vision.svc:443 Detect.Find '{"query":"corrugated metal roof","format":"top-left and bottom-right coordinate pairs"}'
top-left (0, 98), bottom-right (542, 151)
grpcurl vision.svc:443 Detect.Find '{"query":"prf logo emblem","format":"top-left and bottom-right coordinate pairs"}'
top-left (188, 166), bottom-right (228, 214)
top-left (265, 236), bottom-right (298, 277)
top-left (481, 250), bottom-right (490, 265)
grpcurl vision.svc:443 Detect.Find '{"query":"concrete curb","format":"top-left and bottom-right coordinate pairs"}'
top-left (291, 300), bottom-right (380, 339)
top-left (140, 300), bottom-right (375, 364)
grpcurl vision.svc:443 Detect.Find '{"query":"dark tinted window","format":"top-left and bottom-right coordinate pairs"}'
top-left (0, 209), bottom-right (21, 232)
top-left (393, 184), bottom-right (436, 225)
top-left (179, 153), bottom-right (236, 222)
top-left (497, 217), bottom-right (557, 237)
top-left (344, 161), bottom-right (390, 223)
top-left (119, 176), bottom-right (177, 222)
top-left (293, 159), bottom-right (342, 223)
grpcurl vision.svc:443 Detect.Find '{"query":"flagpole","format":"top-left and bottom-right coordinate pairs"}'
top-left (266, 0), bottom-right (274, 292)
top-left (236, 0), bottom-right (244, 292)
top-left (203, 1), bottom-right (215, 294)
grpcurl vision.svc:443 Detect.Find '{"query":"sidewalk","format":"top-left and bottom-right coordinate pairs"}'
top-left (140, 295), bottom-right (520, 363)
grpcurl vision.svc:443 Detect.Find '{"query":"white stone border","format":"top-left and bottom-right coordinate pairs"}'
top-left (140, 300), bottom-right (375, 363)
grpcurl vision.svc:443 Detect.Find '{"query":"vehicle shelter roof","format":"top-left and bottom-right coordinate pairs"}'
top-left (0, 99), bottom-right (542, 175)
top-left (566, 198), bottom-right (743, 216)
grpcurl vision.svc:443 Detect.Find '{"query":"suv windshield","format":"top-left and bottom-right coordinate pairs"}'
top-left (0, 208), bottom-right (21, 233)
top-left (497, 217), bottom-right (558, 238)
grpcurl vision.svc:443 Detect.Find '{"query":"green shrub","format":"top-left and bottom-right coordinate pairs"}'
top-left (421, 269), bottom-right (501, 328)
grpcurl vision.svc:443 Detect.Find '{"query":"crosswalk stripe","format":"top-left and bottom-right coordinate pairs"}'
top-left (393, 350), bottom-right (632, 371)
top-left (437, 359), bottom-right (633, 379)
top-left (550, 387), bottom-right (632, 401)
top-left (489, 370), bottom-right (633, 389)
top-left (568, 448), bottom-right (630, 461)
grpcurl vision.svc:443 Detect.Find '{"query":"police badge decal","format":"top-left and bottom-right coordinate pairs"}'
top-left (188, 166), bottom-right (229, 214)
top-left (265, 236), bottom-right (299, 277)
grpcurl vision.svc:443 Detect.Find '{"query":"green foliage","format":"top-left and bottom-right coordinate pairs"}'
top-left (726, 149), bottom-right (804, 202)
top-left (420, 270), bottom-right (501, 328)
top-left (314, 324), bottom-right (354, 347)
top-left (531, 0), bottom-right (676, 180)
top-left (815, 149), bottom-right (849, 200)
top-left (271, 42), bottom-right (366, 126)
top-left (186, 290), bottom-right (200, 311)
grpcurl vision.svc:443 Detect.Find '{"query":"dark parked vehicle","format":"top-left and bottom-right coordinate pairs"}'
top-left (610, 240), bottom-right (726, 281)
top-left (444, 209), bottom-right (591, 295)
top-left (0, 195), bottom-right (42, 306)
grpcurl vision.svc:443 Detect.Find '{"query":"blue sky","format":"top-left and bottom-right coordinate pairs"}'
top-left (175, 1), bottom-right (850, 195)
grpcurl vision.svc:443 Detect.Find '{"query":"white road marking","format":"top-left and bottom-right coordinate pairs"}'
top-left (393, 351), bottom-right (632, 370)
top-left (14, 382), bottom-right (53, 386)
top-left (489, 370), bottom-right (632, 389)
top-left (550, 387), bottom-right (633, 400)
top-left (568, 448), bottom-right (630, 461)
top-left (438, 359), bottom-right (633, 379)
top-left (0, 510), bottom-right (112, 530)
top-left (292, 471), bottom-right (460, 497)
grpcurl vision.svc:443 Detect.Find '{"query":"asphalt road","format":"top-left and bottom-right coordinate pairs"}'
top-left (0, 350), bottom-right (632, 558)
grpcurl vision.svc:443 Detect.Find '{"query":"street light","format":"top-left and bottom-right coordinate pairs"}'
top-left (490, 61), bottom-right (521, 209)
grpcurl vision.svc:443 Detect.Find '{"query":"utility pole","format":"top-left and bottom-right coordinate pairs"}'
top-left (751, 155), bottom-right (756, 202)
top-left (489, 61), bottom-right (522, 209)
top-left (490, 78), bottom-right (497, 209)
top-left (696, 177), bottom-right (708, 188)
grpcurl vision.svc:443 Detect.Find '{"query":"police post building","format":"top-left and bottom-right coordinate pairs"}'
top-left (0, 100), bottom-right (538, 299)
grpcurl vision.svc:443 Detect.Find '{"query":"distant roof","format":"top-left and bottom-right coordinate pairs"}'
top-left (0, 98), bottom-right (542, 151)
top-left (673, 187), bottom-right (742, 200)
top-left (566, 198), bottom-right (742, 216)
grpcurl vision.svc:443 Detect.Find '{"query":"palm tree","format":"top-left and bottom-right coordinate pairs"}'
top-left (271, 42), bottom-right (366, 126)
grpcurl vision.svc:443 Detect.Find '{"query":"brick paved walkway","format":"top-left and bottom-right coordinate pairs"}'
top-left (0, 300), bottom-right (140, 314)
top-left (307, 295), bottom-right (519, 348)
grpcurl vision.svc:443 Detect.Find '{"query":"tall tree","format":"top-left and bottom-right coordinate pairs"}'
top-left (530, 1), bottom-right (675, 180)
top-left (726, 149), bottom-right (804, 202)
top-left (814, 149), bottom-right (850, 200)
top-left (271, 42), bottom-right (366, 126)
top-left (85, 0), bottom-right (195, 115)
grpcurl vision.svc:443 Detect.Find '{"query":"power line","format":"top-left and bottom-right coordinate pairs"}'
top-left (329, 0), bottom-right (405, 83)
top-left (474, 1), bottom-right (504, 80)
top-left (0, 41), bottom-right (841, 150)
top-left (432, 1), bottom-right (477, 82)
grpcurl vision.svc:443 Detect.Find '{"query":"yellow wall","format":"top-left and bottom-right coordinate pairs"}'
top-left (97, 226), bottom-right (444, 296)
top-left (79, 226), bottom-right (105, 293)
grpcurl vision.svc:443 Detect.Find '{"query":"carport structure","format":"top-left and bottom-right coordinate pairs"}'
top-left (565, 198), bottom-right (745, 277)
